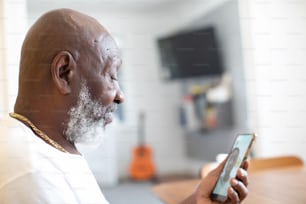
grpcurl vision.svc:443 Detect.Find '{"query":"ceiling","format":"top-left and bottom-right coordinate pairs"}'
top-left (27, 0), bottom-right (184, 14)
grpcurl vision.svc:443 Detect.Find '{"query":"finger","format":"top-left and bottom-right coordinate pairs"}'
top-left (240, 159), bottom-right (249, 171)
top-left (227, 187), bottom-right (239, 204)
top-left (230, 178), bottom-right (248, 201)
top-left (236, 168), bottom-right (249, 187)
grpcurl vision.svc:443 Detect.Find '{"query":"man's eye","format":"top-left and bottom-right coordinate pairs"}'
top-left (111, 75), bottom-right (118, 81)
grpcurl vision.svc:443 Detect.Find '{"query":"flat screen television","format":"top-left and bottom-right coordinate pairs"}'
top-left (157, 26), bottom-right (224, 80)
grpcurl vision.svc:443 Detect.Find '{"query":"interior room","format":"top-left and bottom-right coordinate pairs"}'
top-left (1, 0), bottom-right (306, 203)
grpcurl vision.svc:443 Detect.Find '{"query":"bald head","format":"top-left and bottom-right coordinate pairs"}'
top-left (20, 8), bottom-right (109, 76)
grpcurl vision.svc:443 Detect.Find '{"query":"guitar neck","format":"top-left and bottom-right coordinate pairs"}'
top-left (138, 112), bottom-right (145, 146)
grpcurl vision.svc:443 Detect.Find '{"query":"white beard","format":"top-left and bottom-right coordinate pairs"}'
top-left (64, 83), bottom-right (116, 146)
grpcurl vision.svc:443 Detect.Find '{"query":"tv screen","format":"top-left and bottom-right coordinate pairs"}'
top-left (157, 26), bottom-right (224, 80)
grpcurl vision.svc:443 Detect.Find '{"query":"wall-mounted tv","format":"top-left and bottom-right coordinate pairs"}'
top-left (157, 26), bottom-right (224, 80)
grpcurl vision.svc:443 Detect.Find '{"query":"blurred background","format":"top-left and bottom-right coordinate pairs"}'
top-left (1, 0), bottom-right (306, 203)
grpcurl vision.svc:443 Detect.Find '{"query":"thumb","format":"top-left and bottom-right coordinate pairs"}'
top-left (208, 156), bottom-right (228, 177)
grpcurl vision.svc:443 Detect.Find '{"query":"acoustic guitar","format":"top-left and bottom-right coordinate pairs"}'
top-left (129, 112), bottom-right (155, 181)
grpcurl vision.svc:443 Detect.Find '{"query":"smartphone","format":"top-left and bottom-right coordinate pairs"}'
top-left (210, 133), bottom-right (256, 202)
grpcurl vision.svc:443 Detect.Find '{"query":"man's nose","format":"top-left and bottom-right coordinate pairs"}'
top-left (114, 88), bottom-right (124, 104)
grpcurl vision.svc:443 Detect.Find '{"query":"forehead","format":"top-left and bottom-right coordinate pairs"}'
top-left (96, 34), bottom-right (121, 63)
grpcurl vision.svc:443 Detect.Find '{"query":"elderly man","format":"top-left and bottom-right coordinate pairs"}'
top-left (0, 9), bottom-right (248, 204)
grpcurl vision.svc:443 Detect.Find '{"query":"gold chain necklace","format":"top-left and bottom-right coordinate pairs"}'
top-left (9, 112), bottom-right (68, 153)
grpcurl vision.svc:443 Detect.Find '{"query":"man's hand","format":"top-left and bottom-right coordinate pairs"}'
top-left (180, 159), bottom-right (249, 204)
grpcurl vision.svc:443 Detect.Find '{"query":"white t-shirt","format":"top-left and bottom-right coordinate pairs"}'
top-left (0, 116), bottom-right (109, 204)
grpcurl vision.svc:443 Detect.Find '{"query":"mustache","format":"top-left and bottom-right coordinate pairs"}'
top-left (105, 103), bottom-right (117, 114)
top-left (91, 103), bottom-right (117, 119)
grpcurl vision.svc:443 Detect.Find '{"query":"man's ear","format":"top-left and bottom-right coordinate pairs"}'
top-left (51, 51), bottom-right (76, 95)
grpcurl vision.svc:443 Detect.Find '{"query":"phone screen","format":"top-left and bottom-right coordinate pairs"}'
top-left (210, 133), bottom-right (255, 202)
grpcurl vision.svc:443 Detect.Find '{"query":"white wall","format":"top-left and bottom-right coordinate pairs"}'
top-left (0, 0), bottom-right (27, 117)
top-left (0, 0), bottom-right (7, 118)
top-left (239, 0), bottom-right (306, 162)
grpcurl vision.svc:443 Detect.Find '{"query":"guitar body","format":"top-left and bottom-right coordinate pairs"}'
top-left (129, 112), bottom-right (155, 181)
top-left (129, 145), bottom-right (155, 180)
